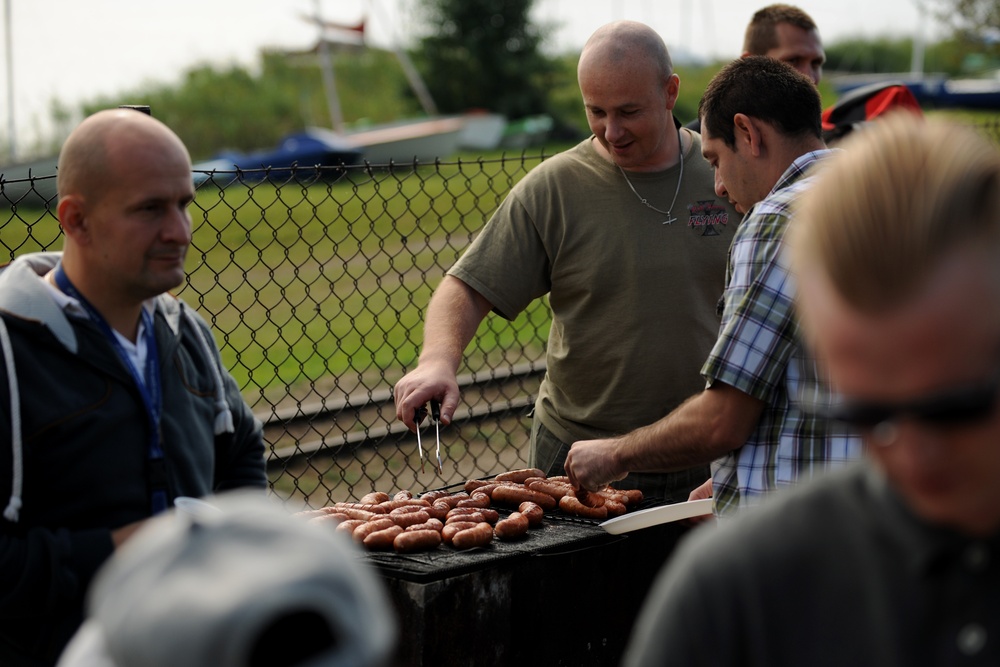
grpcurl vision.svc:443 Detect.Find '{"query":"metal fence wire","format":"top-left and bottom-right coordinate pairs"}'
top-left (3, 118), bottom-right (999, 508)
top-left (0, 151), bottom-right (556, 508)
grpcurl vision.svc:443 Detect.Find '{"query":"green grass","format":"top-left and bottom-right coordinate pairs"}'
top-left (178, 155), bottom-right (555, 405)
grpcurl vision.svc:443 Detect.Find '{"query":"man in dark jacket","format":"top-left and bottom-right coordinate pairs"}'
top-left (0, 109), bottom-right (267, 666)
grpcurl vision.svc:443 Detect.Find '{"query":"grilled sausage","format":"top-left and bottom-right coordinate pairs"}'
top-left (393, 528), bottom-right (442, 553)
top-left (426, 502), bottom-right (450, 520)
top-left (435, 492), bottom-right (471, 509)
top-left (359, 491), bottom-right (390, 504)
top-left (388, 507), bottom-right (431, 527)
top-left (447, 507), bottom-right (500, 523)
top-left (332, 508), bottom-right (381, 522)
top-left (377, 499), bottom-right (414, 512)
top-left (603, 498), bottom-right (627, 517)
top-left (451, 521), bottom-right (494, 550)
top-left (419, 489), bottom-right (451, 503)
top-left (517, 501), bottom-right (544, 527)
top-left (445, 511), bottom-right (487, 525)
top-left (363, 525), bottom-right (404, 550)
top-left (351, 517), bottom-right (396, 543)
top-left (526, 479), bottom-right (575, 501)
top-left (576, 490), bottom-right (606, 509)
top-left (404, 518), bottom-right (444, 533)
top-left (456, 492), bottom-right (491, 509)
top-left (441, 521), bottom-right (479, 544)
top-left (559, 495), bottom-right (608, 520)
top-left (335, 519), bottom-right (368, 536)
top-left (597, 489), bottom-right (630, 505)
top-left (491, 485), bottom-right (557, 510)
top-left (494, 468), bottom-right (546, 484)
top-left (621, 489), bottom-right (644, 506)
top-left (330, 502), bottom-right (387, 514)
top-left (494, 512), bottom-right (530, 541)
top-left (464, 479), bottom-right (492, 494)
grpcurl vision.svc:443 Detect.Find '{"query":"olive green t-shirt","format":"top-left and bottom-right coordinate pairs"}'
top-left (449, 131), bottom-right (739, 444)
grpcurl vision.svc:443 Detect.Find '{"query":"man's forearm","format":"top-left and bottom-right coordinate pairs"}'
top-left (418, 275), bottom-right (494, 370)
top-left (615, 384), bottom-right (765, 473)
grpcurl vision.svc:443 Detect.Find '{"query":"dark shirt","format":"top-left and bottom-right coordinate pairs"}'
top-left (624, 462), bottom-right (1000, 666)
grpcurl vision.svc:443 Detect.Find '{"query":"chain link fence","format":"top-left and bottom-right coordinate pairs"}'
top-left (1, 151), bottom-right (558, 509)
top-left (3, 117), bottom-right (999, 508)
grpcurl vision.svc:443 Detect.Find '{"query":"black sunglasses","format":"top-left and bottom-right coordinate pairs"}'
top-left (819, 371), bottom-right (1000, 430)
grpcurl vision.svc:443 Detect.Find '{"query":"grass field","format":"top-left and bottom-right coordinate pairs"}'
top-left (182, 150), bottom-right (561, 412)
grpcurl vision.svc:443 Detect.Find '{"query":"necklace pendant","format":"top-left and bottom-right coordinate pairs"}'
top-left (662, 215), bottom-right (676, 225)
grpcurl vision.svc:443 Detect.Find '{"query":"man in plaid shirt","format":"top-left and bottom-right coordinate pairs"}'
top-left (566, 56), bottom-right (863, 516)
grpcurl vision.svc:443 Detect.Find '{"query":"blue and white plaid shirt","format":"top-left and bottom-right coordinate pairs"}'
top-left (702, 149), bottom-right (864, 516)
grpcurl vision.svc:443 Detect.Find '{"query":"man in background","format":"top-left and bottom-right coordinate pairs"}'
top-left (687, 4), bottom-right (824, 132)
top-left (624, 113), bottom-right (1000, 666)
top-left (0, 109), bottom-right (267, 666)
top-left (743, 4), bottom-right (824, 84)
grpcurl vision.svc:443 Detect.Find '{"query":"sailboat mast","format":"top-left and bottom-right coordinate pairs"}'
top-left (370, 0), bottom-right (438, 116)
top-left (314, 0), bottom-right (346, 133)
top-left (910, 0), bottom-right (926, 79)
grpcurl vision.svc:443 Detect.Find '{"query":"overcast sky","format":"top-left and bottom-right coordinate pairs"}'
top-left (1, 0), bottom-right (940, 158)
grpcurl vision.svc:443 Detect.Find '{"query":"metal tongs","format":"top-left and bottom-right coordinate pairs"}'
top-left (413, 399), bottom-right (444, 475)
top-left (430, 399), bottom-right (443, 474)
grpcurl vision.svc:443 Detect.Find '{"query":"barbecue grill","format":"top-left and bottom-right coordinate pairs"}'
top-left (362, 490), bottom-right (690, 666)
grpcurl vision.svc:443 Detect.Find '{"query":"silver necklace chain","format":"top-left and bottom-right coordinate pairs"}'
top-left (617, 127), bottom-right (685, 225)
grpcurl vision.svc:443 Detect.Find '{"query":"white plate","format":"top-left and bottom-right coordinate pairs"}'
top-left (600, 498), bottom-right (713, 534)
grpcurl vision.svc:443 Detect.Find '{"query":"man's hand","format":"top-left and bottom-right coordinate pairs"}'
top-left (111, 520), bottom-right (145, 548)
top-left (687, 477), bottom-right (713, 502)
top-left (565, 438), bottom-right (628, 492)
top-left (682, 477), bottom-right (715, 527)
top-left (393, 361), bottom-right (460, 431)
top-left (393, 276), bottom-right (495, 431)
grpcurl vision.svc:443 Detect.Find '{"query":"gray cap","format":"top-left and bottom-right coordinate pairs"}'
top-left (57, 491), bottom-right (396, 667)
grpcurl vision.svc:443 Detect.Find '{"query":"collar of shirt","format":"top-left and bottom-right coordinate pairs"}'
top-left (864, 464), bottom-right (1000, 578)
top-left (743, 148), bottom-right (842, 220)
top-left (42, 277), bottom-right (156, 381)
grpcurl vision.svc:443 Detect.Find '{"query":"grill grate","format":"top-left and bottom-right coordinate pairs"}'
top-left (360, 486), bottom-right (665, 584)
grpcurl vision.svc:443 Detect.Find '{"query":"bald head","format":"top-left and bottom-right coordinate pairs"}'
top-left (55, 110), bottom-right (194, 330)
top-left (578, 20), bottom-right (673, 86)
top-left (57, 109), bottom-right (191, 204)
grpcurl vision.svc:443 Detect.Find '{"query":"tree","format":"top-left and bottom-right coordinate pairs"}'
top-left (926, 0), bottom-right (1000, 61)
top-left (77, 49), bottom-right (416, 161)
top-left (928, 0), bottom-right (1000, 32)
top-left (411, 0), bottom-right (559, 120)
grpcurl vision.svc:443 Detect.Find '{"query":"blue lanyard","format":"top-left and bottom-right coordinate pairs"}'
top-left (53, 263), bottom-right (168, 515)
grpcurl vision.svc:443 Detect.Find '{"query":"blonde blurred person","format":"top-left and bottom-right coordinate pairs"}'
top-left (624, 114), bottom-right (1000, 665)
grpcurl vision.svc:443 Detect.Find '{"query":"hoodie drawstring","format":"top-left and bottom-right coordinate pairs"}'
top-left (0, 317), bottom-right (22, 522)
